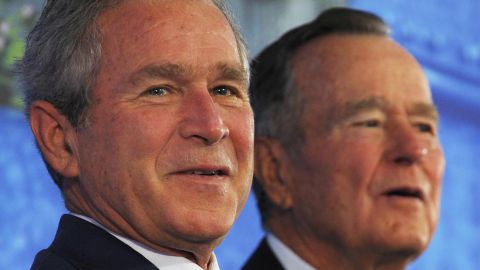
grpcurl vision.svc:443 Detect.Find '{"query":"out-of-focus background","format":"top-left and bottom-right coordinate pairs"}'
top-left (0, 0), bottom-right (478, 269)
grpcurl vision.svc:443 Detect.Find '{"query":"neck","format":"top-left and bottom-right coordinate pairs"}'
top-left (65, 191), bottom-right (217, 270)
top-left (266, 214), bottom-right (414, 270)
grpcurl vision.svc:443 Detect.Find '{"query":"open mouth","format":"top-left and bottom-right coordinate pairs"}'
top-left (175, 168), bottom-right (229, 177)
top-left (186, 170), bottom-right (227, 176)
top-left (384, 187), bottom-right (424, 201)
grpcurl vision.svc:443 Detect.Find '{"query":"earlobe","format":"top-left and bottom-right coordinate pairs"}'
top-left (254, 137), bottom-right (293, 209)
top-left (30, 100), bottom-right (80, 179)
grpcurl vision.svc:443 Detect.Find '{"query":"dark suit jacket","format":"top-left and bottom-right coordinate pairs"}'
top-left (242, 238), bottom-right (285, 270)
top-left (31, 214), bottom-right (157, 270)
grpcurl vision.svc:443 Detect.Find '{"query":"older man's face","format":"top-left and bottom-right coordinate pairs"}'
top-left (68, 0), bottom-right (253, 251)
top-left (286, 35), bottom-right (445, 258)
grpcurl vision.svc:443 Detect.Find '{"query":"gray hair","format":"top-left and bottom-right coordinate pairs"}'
top-left (251, 7), bottom-right (390, 223)
top-left (17, 0), bottom-right (248, 189)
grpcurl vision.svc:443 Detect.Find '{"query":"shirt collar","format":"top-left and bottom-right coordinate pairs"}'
top-left (71, 213), bottom-right (220, 270)
top-left (267, 233), bottom-right (316, 270)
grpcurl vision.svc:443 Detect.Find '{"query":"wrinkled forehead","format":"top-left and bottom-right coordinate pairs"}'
top-left (94, 0), bottom-right (240, 78)
top-left (97, 0), bottom-right (232, 41)
top-left (291, 34), bottom-right (432, 106)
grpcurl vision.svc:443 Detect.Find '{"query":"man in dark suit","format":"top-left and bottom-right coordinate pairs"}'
top-left (20, 0), bottom-right (254, 269)
top-left (243, 8), bottom-right (445, 270)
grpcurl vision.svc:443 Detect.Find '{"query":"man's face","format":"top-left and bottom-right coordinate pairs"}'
top-left (286, 35), bottom-right (445, 257)
top-left (68, 0), bottom-right (253, 250)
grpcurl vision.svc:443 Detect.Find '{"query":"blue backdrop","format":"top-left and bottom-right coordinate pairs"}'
top-left (1, 1), bottom-right (479, 269)
top-left (219, 1), bottom-right (480, 269)
top-left (349, 1), bottom-right (480, 269)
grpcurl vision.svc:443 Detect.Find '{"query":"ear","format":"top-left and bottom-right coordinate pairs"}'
top-left (30, 100), bottom-right (80, 179)
top-left (254, 136), bottom-right (294, 210)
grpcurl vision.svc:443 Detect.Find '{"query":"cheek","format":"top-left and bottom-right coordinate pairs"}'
top-left (300, 137), bottom-right (384, 213)
top-left (81, 109), bottom-right (172, 175)
top-left (427, 149), bottom-right (445, 201)
top-left (425, 152), bottom-right (444, 234)
top-left (432, 147), bottom-right (446, 179)
top-left (226, 108), bottom-right (254, 202)
top-left (228, 108), bottom-right (254, 161)
top-left (332, 138), bottom-right (383, 184)
top-left (113, 108), bottom-right (175, 147)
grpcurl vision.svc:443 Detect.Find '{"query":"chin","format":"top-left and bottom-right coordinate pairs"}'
top-left (171, 208), bottom-right (238, 243)
top-left (369, 213), bottom-right (435, 256)
top-left (372, 231), bottom-right (431, 261)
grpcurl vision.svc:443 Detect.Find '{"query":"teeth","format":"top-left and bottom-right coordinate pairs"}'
top-left (190, 170), bottom-right (221, 175)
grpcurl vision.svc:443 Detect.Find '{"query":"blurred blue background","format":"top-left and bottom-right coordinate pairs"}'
top-left (1, 0), bottom-right (479, 269)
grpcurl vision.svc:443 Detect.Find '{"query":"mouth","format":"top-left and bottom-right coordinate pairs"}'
top-left (173, 167), bottom-right (231, 177)
top-left (383, 187), bottom-right (424, 201)
top-left (183, 169), bottom-right (227, 176)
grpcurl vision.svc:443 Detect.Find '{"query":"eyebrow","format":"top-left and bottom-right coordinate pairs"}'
top-left (340, 97), bottom-right (386, 119)
top-left (130, 62), bottom-right (249, 88)
top-left (409, 102), bottom-right (439, 122)
top-left (130, 63), bottom-right (191, 85)
top-left (329, 96), bottom-right (439, 128)
top-left (215, 63), bottom-right (249, 88)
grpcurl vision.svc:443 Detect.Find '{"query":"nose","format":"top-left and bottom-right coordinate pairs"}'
top-left (178, 91), bottom-right (229, 145)
top-left (386, 123), bottom-right (430, 166)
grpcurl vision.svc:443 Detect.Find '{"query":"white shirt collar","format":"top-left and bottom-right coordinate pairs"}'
top-left (71, 213), bottom-right (220, 270)
top-left (267, 233), bottom-right (316, 270)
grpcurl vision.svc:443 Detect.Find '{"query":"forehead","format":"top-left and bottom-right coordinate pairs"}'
top-left (95, 0), bottom-right (239, 77)
top-left (291, 34), bottom-right (432, 106)
top-left (99, 0), bottom-right (225, 33)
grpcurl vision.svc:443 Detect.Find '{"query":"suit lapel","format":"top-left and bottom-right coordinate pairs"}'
top-left (242, 238), bottom-right (285, 270)
top-left (48, 214), bottom-right (158, 270)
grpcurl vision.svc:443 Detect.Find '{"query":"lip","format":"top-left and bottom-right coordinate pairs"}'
top-left (164, 165), bottom-right (233, 194)
top-left (381, 185), bottom-right (425, 202)
top-left (169, 165), bottom-right (232, 178)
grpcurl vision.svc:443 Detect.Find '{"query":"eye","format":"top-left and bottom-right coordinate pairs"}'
top-left (416, 123), bottom-right (434, 134)
top-left (353, 119), bottom-right (381, 128)
top-left (145, 86), bottom-right (168, 96)
top-left (212, 86), bottom-right (234, 96)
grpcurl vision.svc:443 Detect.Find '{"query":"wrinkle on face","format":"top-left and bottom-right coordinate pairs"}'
top-left (276, 34), bottom-right (445, 267)
top-left (67, 0), bottom-right (254, 265)
top-left (129, 62), bottom-right (248, 92)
